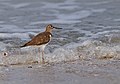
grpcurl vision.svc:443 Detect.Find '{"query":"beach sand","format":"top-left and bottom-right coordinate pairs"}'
top-left (0, 59), bottom-right (120, 84)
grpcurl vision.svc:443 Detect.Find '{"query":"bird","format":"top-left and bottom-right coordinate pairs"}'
top-left (20, 24), bottom-right (62, 64)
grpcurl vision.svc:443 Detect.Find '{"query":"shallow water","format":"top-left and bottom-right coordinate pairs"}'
top-left (0, 60), bottom-right (120, 84)
top-left (0, 0), bottom-right (120, 83)
top-left (0, 0), bottom-right (120, 64)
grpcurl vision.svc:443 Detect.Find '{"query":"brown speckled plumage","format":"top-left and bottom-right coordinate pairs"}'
top-left (21, 32), bottom-right (52, 47)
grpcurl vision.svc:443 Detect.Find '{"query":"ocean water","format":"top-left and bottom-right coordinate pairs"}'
top-left (0, 0), bottom-right (120, 65)
top-left (0, 0), bottom-right (120, 84)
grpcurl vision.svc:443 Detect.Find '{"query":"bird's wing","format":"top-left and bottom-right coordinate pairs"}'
top-left (21, 32), bottom-right (52, 47)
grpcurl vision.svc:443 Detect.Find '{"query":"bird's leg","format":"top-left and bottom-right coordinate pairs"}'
top-left (34, 48), bottom-right (38, 63)
top-left (42, 50), bottom-right (45, 64)
top-left (38, 47), bottom-right (41, 63)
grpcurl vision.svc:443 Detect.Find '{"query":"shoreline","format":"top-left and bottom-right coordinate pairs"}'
top-left (0, 59), bottom-right (120, 84)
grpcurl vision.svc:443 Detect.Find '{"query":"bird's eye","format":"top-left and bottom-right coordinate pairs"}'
top-left (50, 26), bottom-right (53, 28)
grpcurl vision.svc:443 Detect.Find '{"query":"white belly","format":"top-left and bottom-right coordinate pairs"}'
top-left (33, 43), bottom-right (48, 51)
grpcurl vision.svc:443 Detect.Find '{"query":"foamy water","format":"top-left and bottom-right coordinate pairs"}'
top-left (0, 0), bottom-right (120, 65)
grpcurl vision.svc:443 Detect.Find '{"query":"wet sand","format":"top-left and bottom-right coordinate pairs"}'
top-left (0, 59), bottom-right (120, 84)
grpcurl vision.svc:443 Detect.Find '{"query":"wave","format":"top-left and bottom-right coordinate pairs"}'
top-left (0, 39), bottom-right (120, 65)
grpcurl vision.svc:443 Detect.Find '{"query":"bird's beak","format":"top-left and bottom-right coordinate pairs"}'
top-left (53, 26), bottom-right (62, 29)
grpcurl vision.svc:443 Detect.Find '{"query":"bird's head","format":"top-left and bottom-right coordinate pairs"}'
top-left (45, 24), bottom-right (62, 33)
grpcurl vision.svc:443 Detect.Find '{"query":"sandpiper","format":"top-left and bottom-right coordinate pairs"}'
top-left (20, 24), bottom-right (62, 64)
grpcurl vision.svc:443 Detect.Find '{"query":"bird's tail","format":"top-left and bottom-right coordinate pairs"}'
top-left (20, 41), bottom-right (31, 47)
top-left (20, 44), bottom-right (26, 47)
